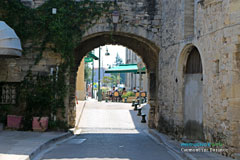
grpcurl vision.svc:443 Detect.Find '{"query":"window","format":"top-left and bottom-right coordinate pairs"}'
top-left (0, 83), bottom-right (18, 104)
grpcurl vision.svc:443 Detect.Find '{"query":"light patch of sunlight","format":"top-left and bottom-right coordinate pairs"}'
top-left (75, 102), bottom-right (140, 134)
top-left (0, 153), bottom-right (29, 160)
top-left (46, 158), bottom-right (130, 160)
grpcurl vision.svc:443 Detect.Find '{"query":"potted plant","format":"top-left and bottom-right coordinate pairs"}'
top-left (32, 117), bottom-right (49, 132)
top-left (3, 105), bottom-right (23, 130)
top-left (122, 91), bottom-right (136, 103)
top-left (121, 94), bottom-right (128, 103)
top-left (19, 72), bottom-right (53, 131)
top-left (7, 115), bottom-right (23, 129)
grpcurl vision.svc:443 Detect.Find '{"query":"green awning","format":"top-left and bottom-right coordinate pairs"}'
top-left (105, 64), bottom-right (146, 74)
top-left (88, 52), bottom-right (98, 60)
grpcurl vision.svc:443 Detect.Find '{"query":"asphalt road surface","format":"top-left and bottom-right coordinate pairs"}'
top-left (41, 101), bottom-right (179, 160)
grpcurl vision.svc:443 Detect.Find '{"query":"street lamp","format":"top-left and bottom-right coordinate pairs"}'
top-left (97, 47), bottom-right (111, 101)
top-left (105, 47), bottom-right (110, 56)
top-left (112, 10), bottom-right (120, 24)
top-left (112, 9), bottom-right (120, 31)
top-left (98, 47), bottom-right (101, 101)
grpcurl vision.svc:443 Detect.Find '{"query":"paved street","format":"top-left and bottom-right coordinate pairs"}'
top-left (41, 101), bottom-right (178, 160)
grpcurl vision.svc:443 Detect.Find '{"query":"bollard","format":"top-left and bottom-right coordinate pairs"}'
top-left (134, 103), bottom-right (138, 111)
top-left (141, 114), bottom-right (146, 123)
top-left (132, 100), bottom-right (135, 107)
top-left (105, 98), bottom-right (108, 102)
top-left (137, 108), bottom-right (142, 116)
top-left (124, 98), bottom-right (127, 103)
top-left (137, 98), bottom-right (140, 104)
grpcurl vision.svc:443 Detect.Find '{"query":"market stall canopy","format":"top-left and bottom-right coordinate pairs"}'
top-left (105, 64), bottom-right (146, 74)
top-left (0, 21), bottom-right (22, 57)
top-left (88, 52), bottom-right (98, 60)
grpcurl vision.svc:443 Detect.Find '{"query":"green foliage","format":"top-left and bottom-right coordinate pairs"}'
top-left (84, 63), bottom-right (92, 82)
top-left (0, 0), bottom-right (112, 65)
top-left (102, 76), bottom-right (112, 85)
top-left (101, 87), bottom-right (108, 94)
top-left (111, 74), bottom-right (121, 86)
top-left (0, 0), bottom-right (113, 129)
top-left (48, 119), bottom-right (68, 131)
top-left (0, 105), bottom-right (10, 124)
top-left (122, 91), bottom-right (135, 98)
top-left (19, 67), bottom-right (67, 130)
top-left (114, 53), bottom-right (123, 66)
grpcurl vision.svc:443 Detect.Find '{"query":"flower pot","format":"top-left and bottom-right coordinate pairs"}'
top-left (32, 117), bottom-right (49, 132)
top-left (7, 115), bottom-right (23, 129)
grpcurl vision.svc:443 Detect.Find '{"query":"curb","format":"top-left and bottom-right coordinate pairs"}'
top-left (148, 129), bottom-right (199, 160)
top-left (147, 129), bottom-right (186, 160)
top-left (72, 101), bottom-right (87, 134)
top-left (29, 131), bottom-right (73, 160)
top-left (148, 129), bottom-right (234, 160)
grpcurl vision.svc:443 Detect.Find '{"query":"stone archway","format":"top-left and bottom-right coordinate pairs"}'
top-left (67, 32), bottom-right (160, 128)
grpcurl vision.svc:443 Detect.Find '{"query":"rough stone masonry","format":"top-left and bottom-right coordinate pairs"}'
top-left (0, 0), bottom-right (240, 158)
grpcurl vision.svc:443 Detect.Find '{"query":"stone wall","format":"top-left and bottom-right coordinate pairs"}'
top-left (0, 0), bottom-right (239, 156)
top-left (159, 0), bottom-right (240, 157)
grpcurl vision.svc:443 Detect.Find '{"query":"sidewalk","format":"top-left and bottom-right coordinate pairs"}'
top-left (128, 103), bottom-right (234, 160)
top-left (0, 130), bottom-right (71, 160)
top-left (0, 100), bottom-right (88, 160)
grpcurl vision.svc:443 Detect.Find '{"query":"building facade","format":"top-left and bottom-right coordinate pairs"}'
top-left (125, 48), bottom-right (148, 92)
top-left (75, 59), bottom-right (86, 101)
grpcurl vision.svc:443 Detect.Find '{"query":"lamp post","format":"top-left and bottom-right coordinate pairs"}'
top-left (97, 47), bottom-right (111, 101)
top-left (92, 60), bottom-right (94, 98)
top-left (137, 62), bottom-right (144, 106)
top-left (105, 47), bottom-right (110, 56)
top-left (98, 47), bottom-right (101, 101)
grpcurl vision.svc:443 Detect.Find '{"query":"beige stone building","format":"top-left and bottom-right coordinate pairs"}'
top-left (75, 59), bottom-right (86, 101)
top-left (0, 0), bottom-right (240, 157)
top-left (125, 48), bottom-right (148, 92)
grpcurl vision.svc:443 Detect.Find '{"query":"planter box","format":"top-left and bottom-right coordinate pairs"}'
top-left (32, 117), bottom-right (49, 132)
top-left (7, 115), bottom-right (23, 129)
top-left (127, 96), bottom-right (136, 103)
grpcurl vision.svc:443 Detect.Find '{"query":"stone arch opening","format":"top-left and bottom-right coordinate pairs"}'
top-left (185, 47), bottom-right (202, 74)
top-left (67, 32), bottom-right (160, 128)
top-left (180, 45), bottom-right (204, 140)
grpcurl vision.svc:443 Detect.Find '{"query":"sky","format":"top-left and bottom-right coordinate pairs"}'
top-left (91, 45), bottom-right (126, 69)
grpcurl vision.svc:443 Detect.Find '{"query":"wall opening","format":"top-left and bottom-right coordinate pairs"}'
top-left (67, 32), bottom-right (159, 128)
top-left (185, 47), bottom-right (202, 74)
top-left (183, 46), bottom-right (204, 140)
top-left (184, 0), bottom-right (195, 39)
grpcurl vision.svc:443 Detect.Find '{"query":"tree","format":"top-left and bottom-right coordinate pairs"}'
top-left (114, 52), bottom-right (123, 65)
top-left (113, 53), bottom-right (126, 84)
top-left (84, 62), bottom-right (92, 83)
top-left (111, 74), bottom-right (121, 86)
top-left (102, 76), bottom-right (112, 86)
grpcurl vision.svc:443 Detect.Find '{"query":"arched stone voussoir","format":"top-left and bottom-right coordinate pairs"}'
top-left (83, 23), bottom-right (161, 50)
top-left (75, 31), bottom-right (160, 73)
